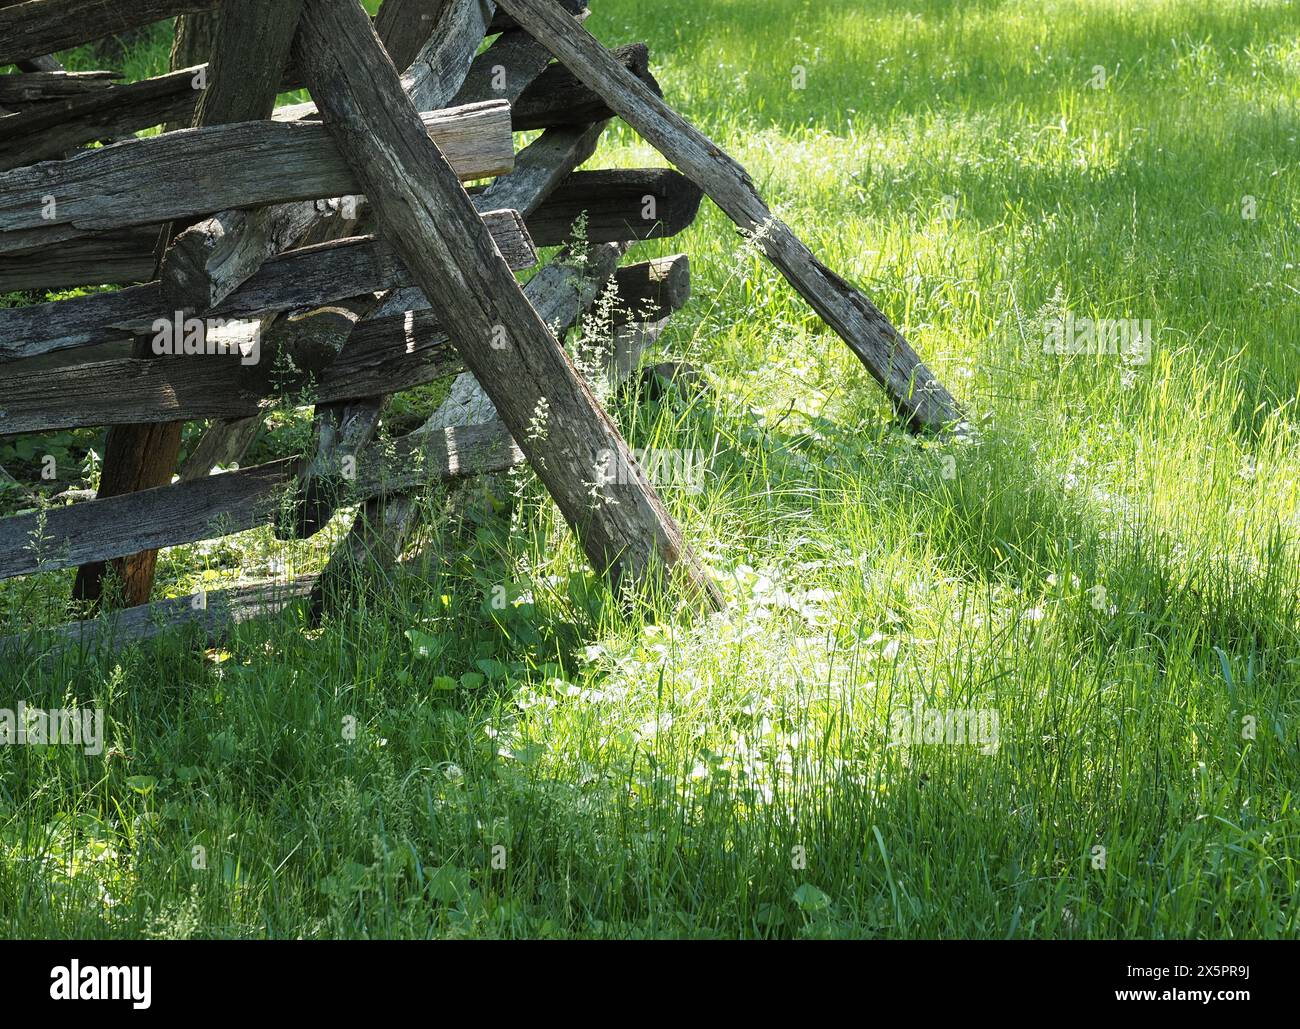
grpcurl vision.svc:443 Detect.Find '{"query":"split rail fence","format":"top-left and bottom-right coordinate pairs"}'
top-left (0, 0), bottom-right (960, 655)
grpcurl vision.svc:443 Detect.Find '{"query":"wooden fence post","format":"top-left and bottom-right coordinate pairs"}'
top-left (71, 0), bottom-right (304, 607)
top-left (496, 0), bottom-right (963, 434)
top-left (292, 0), bottom-right (720, 609)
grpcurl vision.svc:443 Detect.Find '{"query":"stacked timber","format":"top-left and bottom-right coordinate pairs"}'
top-left (1, 0), bottom-right (959, 654)
top-left (0, 0), bottom-right (716, 650)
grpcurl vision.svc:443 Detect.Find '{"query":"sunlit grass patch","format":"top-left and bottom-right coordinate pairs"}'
top-left (1, 0), bottom-right (1298, 939)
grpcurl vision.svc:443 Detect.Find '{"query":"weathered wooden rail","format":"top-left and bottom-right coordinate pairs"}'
top-left (0, 0), bottom-right (959, 654)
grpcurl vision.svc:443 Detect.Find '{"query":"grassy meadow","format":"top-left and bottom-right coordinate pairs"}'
top-left (1, 0), bottom-right (1298, 938)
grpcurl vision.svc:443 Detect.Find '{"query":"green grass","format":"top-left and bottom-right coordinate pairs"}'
top-left (2, 0), bottom-right (1299, 939)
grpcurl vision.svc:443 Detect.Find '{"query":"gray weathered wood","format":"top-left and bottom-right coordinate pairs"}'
top-left (157, 0), bottom-right (592, 316)
top-left (285, 17), bottom-right (590, 521)
top-left (0, 226), bottom-right (158, 290)
top-left (0, 60), bottom-right (313, 173)
top-left (178, 417), bottom-right (263, 481)
top-left (374, 0), bottom-right (453, 73)
top-left (454, 25), bottom-right (554, 108)
top-left (2, 157), bottom-right (687, 291)
top-left (269, 117), bottom-right (609, 522)
top-left (399, 0), bottom-right (497, 112)
top-left (510, 41), bottom-right (651, 130)
top-left (520, 167), bottom-right (702, 246)
top-left (0, 248), bottom-right (674, 458)
top-left (0, 575), bottom-right (317, 658)
top-left (282, 395), bottom-right (386, 538)
top-left (487, 0), bottom-right (582, 34)
top-left (355, 239), bottom-right (628, 481)
top-left (496, 0), bottom-right (962, 433)
top-left (73, 0), bottom-right (310, 610)
top-left (164, 19), bottom-right (559, 309)
top-left (3, 458), bottom-right (297, 580)
top-left (0, 101), bottom-right (513, 255)
top-left (302, 35), bottom-right (656, 612)
top-left (250, 168), bottom-right (702, 262)
top-left (84, 3), bottom-right (295, 524)
top-left (296, 0), bottom-right (718, 605)
top-left (0, 352), bottom-right (278, 437)
top-left (166, 9), bottom-right (220, 116)
top-left (0, 71), bottom-right (119, 105)
top-left (0, 256), bottom-right (686, 610)
top-left (190, 0), bottom-right (303, 127)
top-left (245, 110), bottom-right (598, 531)
top-left (288, 239), bottom-right (627, 542)
top-left (0, 67), bottom-right (202, 172)
top-left (265, 296), bottom-right (382, 374)
top-left (310, 246), bottom-right (669, 617)
top-left (0, 211), bottom-right (537, 365)
top-left (157, 0), bottom-right (498, 313)
top-left (610, 254), bottom-right (690, 326)
top-left (30, 122), bottom-right (605, 295)
top-left (0, 0), bottom-right (220, 66)
top-left (609, 316), bottom-right (668, 386)
top-left (267, 291), bottom-right (387, 536)
top-left (479, 120), bottom-right (604, 213)
top-left (158, 197), bottom-right (357, 311)
top-left (309, 249), bottom-right (676, 616)
top-left (0, 284), bottom-right (160, 361)
top-left (0, 422), bottom-right (523, 580)
top-left (0, 234), bottom-right (662, 437)
top-left (153, 11), bottom-right (597, 311)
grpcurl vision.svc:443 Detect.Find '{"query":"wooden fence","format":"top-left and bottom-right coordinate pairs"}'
top-left (0, 0), bottom-right (959, 655)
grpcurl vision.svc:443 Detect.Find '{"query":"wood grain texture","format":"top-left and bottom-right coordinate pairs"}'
top-left (0, 124), bottom-right (614, 293)
top-left (0, 227), bottom-right (158, 291)
top-left (178, 415), bottom-right (263, 481)
top-left (73, 0), bottom-right (305, 609)
top-left (309, 244), bottom-right (667, 619)
top-left (479, 120), bottom-right (604, 214)
top-left (454, 25), bottom-right (554, 108)
top-left (496, 0), bottom-right (963, 433)
top-left (509, 41), bottom-right (652, 130)
top-left (157, 0), bottom-right (497, 313)
top-left (191, 0), bottom-right (303, 126)
top-left (155, 3), bottom-right (602, 313)
top-left (0, 228), bottom-right (650, 437)
top-left (266, 116), bottom-right (609, 524)
top-left (156, 36), bottom-right (589, 310)
top-left (0, 58), bottom-right (312, 173)
top-left (0, 0), bottom-right (221, 66)
top-left (294, 0), bottom-right (718, 607)
top-left (0, 67), bottom-right (202, 172)
top-left (158, 0), bottom-right (593, 313)
top-left (610, 254), bottom-right (690, 326)
top-left (0, 212), bottom-right (537, 366)
top-left (309, 254), bottom-right (678, 618)
top-left (0, 70), bottom-right (119, 105)
top-left (344, 239), bottom-right (672, 513)
top-left (285, 395), bottom-right (386, 538)
top-left (158, 197), bottom-right (355, 311)
top-left (0, 576), bottom-right (317, 659)
top-left (399, 0), bottom-right (496, 111)
top-left (267, 15), bottom-right (556, 530)
top-left (521, 167), bottom-right (702, 246)
top-left (0, 422), bottom-right (522, 580)
top-left (374, 0), bottom-right (453, 73)
top-left (0, 101), bottom-right (514, 255)
top-left (487, 0), bottom-right (582, 34)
